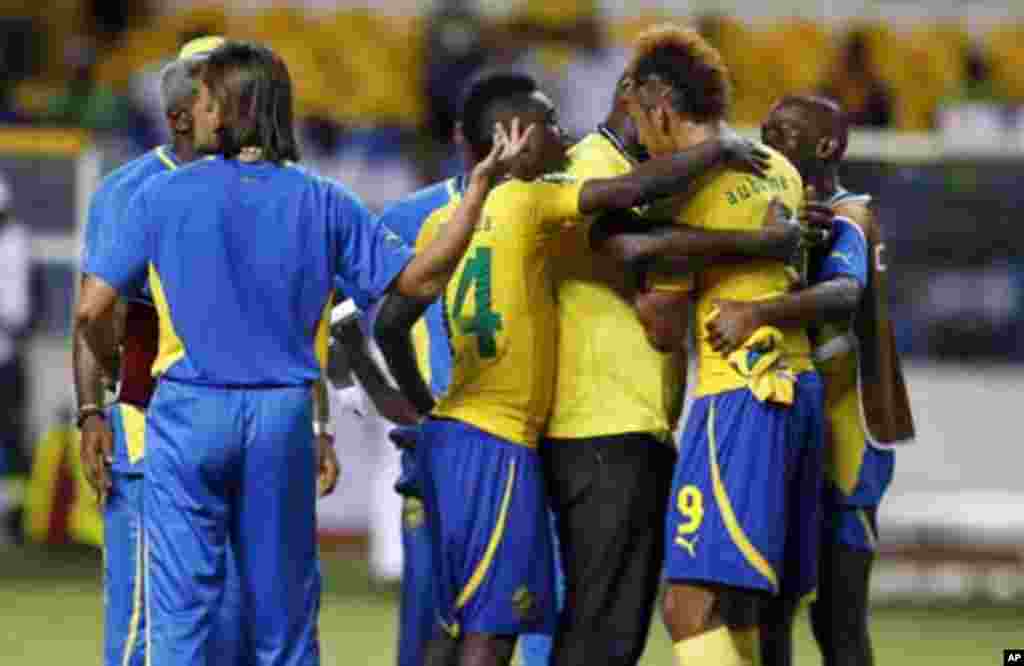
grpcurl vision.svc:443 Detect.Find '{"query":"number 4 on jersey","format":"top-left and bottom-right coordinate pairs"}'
top-left (451, 247), bottom-right (503, 358)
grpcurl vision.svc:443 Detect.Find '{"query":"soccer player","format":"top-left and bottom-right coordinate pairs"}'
top-left (75, 40), bottom-right (527, 666)
top-left (373, 70), bottom-right (784, 666)
top-left (363, 170), bottom-right (464, 666)
top-left (542, 75), bottom-right (814, 666)
top-left (72, 36), bottom-right (270, 666)
top-left (705, 95), bottom-right (915, 666)
top-left (616, 26), bottom-right (825, 666)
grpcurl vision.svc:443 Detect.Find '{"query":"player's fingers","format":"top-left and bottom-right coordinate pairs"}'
top-left (100, 429), bottom-right (114, 466)
top-left (515, 123), bottom-right (536, 152)
top-left (80, 439), bottom-right (100, 493)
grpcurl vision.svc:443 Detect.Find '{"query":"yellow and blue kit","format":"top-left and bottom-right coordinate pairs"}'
top-left (417, 173), bottom-right (586, 637)
top-left (81, 146), bottom-right (245, 666)
top-left (813, 189), bottom-right (895, 552)
top-left (375, 177), bottom-right (459, 666)
top-left (86, 156), bottom-right (413, 666)
top-left (657, 147), bottom-right (826, 600)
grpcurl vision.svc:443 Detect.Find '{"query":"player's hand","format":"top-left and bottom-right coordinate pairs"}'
top-left (759, 197), bottom-right (801, 261)
top-left (79, 414), bottom-right (113, 504)
top-left (707, 299), bottom-right (762, 356)
top-left (800, 185), bottom-right (834, 248)
top-left (316, 434), bottom-right (340, 498)
top-left (470, 118), bottom-right (536, 186)
top-left (719, 123), bottom-right (771, 177)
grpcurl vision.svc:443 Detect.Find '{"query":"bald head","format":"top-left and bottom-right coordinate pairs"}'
top-left (766, 95), bottom-right (849, 165)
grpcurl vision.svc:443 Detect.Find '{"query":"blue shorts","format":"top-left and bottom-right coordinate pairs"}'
top-left (398, 494), bottom-right (435, 666)
top-left (418, 418), bottom-right (556, 637)
top-left (824, 445), bottom-right (894, 552)
top-left (103, 469), bottom-right (146, 666)
top-left (103, 460), bottom-right (245, 665)
top-left (665, 372), bottom-right (825, 599)
top-left (144, 380), bottom-right (321, 666)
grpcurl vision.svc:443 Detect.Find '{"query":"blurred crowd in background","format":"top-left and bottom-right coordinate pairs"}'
top-left (2, 1), bottom-right (1024, 196)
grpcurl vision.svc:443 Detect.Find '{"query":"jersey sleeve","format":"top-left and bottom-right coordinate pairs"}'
top-left (80, 185), bottom-right (111, 273)
top-left (816, 216), bottom-right (868, 287)
top-left (83, 184), bottom-right (153, 295)
top-left (531, 175), bottom-right (585, 229)
top-left (331, 184), bottom-right (414, 311)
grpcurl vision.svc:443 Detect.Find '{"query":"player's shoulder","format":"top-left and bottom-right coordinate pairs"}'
top-left (95, 148), bottom-right (174, 203)
top-left (567, 131), bottom-right (614, 163)
top-left (378, 179), bottom-right (454, 227)
top-left (568, 132), bottom-right (633, 179)
top-left (831, 190), bottom-right (875, 231)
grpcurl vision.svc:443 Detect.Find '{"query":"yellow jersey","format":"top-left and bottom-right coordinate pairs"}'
top-left (546, 130), bottom-right (685, 442)
top-left (652, 145), bottom-right (814, 396)
top-left (431, 175), bottom-right (585, 447)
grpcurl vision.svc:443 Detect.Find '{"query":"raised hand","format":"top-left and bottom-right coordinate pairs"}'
top-left (759, 196), bottom-right (801, 261)
top-left (800, 185), bottom-right (834, 248)
top-left (470, 117), bottom-right (536, 186)
top-left (719, 123), bottom-right (771, 177)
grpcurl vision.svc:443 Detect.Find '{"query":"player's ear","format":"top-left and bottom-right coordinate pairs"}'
top-left (168, 109), bottom-right (192, 134)
top-left (816, 137), bottom-right (839, 161)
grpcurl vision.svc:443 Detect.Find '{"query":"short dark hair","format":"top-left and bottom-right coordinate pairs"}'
top-left (630, 24), bottom-right (731, 122)
top-left (197, 40), bottom-right (299, 163)
top-left (775, 94), bottom-right (849, 161)
top-left (458, 70), bottom-right (538, 157)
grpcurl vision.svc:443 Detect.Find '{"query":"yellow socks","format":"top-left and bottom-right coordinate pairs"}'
top-left (732, 626), bottom-right (760, 666)
top-left (673, 626), bottom-right (749, 666)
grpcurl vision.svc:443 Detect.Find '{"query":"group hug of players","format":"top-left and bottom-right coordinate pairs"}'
top-left (72, 22), bottom-right (915, 666)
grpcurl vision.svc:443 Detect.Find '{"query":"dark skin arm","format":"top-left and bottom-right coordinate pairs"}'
top-left (312, 378), bottom-right (339, 497)
top-left (706, 277), bottom-right (862, 355)
top-left (706, 201), bottom-right (870, 355)
top-left (577, 125), bottom-right (770, 215)
top-left (594, 199), bottom-right (835, 276)
top-left (375, 120), bottom-right (531, 415)
top-left (334, 311), bottom-right (422, 425)
top-left (73, 276), bottom-right (124, 503)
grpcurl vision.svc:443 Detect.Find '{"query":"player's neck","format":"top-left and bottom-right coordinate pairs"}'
top-left (238, 146), bottom-right (264, 163)
top-left (171, 138), bottom-right (196, 164)
top-left (806, 167), bottom-right (840, 199)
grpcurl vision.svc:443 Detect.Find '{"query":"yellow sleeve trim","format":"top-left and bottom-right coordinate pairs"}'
top-left (315, 293), bottom-right (334, 372)
top-left (858, 508), bottom-right (879, 551)
top-left (154, 146), bottom-right (179, 171)
top-left (455, 459), bottom-right (518, 610)
top-left (120, 403), bottom-right (147, 464)
top-left (147, 265), bottom-right (187, 376)
top-left (708, 401), bottom-right (779, 591)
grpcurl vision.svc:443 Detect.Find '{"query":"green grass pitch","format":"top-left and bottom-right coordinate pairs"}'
top-left (2, 545), bottom-right (1019, 665)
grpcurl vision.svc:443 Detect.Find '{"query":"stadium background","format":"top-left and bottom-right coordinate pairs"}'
top-left (1, 0), bottom-right (1022, 663)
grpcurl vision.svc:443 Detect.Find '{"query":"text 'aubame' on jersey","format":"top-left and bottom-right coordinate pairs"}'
top-left (87, 157), bottom-right (413, 388)
top-left (429, 176), bottom-right (585, 448)
top-left (649, 145), bottom-right (814, 397)
top-left (546, 131), bottom-right (684, 442)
